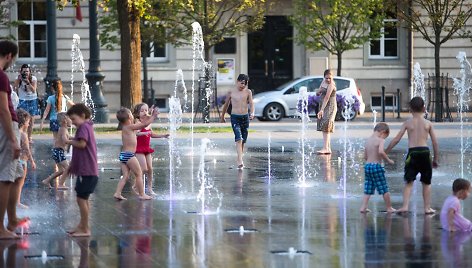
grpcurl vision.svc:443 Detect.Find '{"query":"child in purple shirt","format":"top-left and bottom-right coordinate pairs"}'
top-left (64, 104), bottom-right (98, 237)
top-left (440, 178), bottom-right (472, 232)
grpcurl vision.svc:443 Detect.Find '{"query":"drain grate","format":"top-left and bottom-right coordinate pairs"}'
top-left (16, 231), bottom-right (40, 236)
top-left (225, 226), bottom-right (258, 235)
top-left (25, 255), bottom-right (64, 260)
top-left (271, 248), bottom-right (312, 257)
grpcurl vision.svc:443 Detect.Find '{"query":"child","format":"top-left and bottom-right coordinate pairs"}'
top-left (113, 106), bottom-right (159, 201)
top-left (360, 122), bottom-right (396, 213)
top-left (16, 109), bottom-right (36, 209)
top-left (40, 79), bottom-right (74, 140)
top-left (64, 104), bottom-right (98, 237)
top-left (133, 103), bottom-right (169, 196)
top-left (41, 112), bottom-right (71, 189)
top-left (386, 97), bottom-right (439, 214)
top-left (440, 178), bottom-right (472, 232)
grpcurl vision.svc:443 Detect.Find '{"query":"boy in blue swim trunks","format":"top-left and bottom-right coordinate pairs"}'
top-left (220, 74), bottom-right (255, 169)
top-left (113, 106), bottom-right (159, 201)
top-left (386, 97), bottom-right (439, 214)
top-left (360, 122), bottom-right (396, 213)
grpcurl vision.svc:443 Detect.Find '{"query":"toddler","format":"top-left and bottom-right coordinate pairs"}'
top-left (16, 109), bottom-right (36, 208)
top-left (440, 178), bottom-right (472, 232)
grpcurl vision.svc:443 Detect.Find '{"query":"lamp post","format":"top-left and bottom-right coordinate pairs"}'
top-left (44, 0), bottom-right (59, 96)
top-left (86, 0), bottom-right (109, 122)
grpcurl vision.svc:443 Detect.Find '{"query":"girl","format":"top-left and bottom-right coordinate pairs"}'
top-left (40, 79), bottom-right (74, 140)
top-left (16, 109), bottom-right (36, 208)
top-left (316, 69), bottom-right (337, 154)
top-left (440, 178), bottom-right (472, 232)
top-left (133, 103), bottom-right (169, 195)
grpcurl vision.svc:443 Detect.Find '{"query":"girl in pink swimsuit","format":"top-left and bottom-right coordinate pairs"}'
top-left (133, 103), bottom-right (169, 195)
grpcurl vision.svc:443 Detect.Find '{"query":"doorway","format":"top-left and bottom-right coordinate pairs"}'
top-left (248, 16), bottom-right (293, 94)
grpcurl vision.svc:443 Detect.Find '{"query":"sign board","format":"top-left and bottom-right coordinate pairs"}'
top-left (216, 58), bottom-right (235, 85)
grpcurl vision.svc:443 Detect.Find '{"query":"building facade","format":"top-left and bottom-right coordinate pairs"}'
top-left (1, 0), bottom-right (471, 115)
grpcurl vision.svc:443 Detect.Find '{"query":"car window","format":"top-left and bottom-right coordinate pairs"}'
top-left (334, 78), bottom-right (350, 91)
top-left (291, 78), bottom-right (323, 94)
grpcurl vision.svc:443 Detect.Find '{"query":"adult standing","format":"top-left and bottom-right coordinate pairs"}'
top-left (0, 40), bottom-right (29, 239)
top-left (316, 69), bottom-right (337, 154)
top-left (14, 64), bottom-right (39, 142)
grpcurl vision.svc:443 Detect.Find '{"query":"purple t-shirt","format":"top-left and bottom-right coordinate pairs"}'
top-left (70, 120), bottom-right (98, 176)
top-left (440, 195), bottom-right (472, 232)
top-left (0, 70), bottom-right (18, 122)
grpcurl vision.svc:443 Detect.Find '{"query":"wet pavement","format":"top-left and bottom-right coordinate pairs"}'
top-left (4, 121), bottom-right (472, 267)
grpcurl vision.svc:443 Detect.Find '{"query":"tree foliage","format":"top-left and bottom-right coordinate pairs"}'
top-left (291, 0), bottom-right (386, 76)
top-left (397, 0), bottom-right (472, 121)
top-left (0, 0), bottom-right (22, 40)
top-left (99, 0), bottom-right (267, 60)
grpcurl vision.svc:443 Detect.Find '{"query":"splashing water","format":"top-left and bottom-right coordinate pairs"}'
top-left (71, 34), bottom-right (94, 118)
top-left (453, 52), bottom-right (472, 178)
top-left (340, 93), bottom-right (356, 198)
top-left (267, 132), bottom-right (272, 180)
top-left (196, 138), bottom-right (222, 214)
top-left (168, 97), bottom-right (183, 200)
top-left (372, 110), bottom-right (377, 127)
top-left (191, 22), bottom-right (206, 154)
top-left (175, 69), bottom-right (188, 107)
top-left (297, 87), bottom-right (311, 186)
top-left (413, 62), bottom-right (426, 101)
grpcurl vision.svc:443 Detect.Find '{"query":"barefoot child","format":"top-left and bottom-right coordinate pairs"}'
top-left (440, 178), bottom-right (472, 232)
top-left (41, 112), bottom-right (71, 189)
top-left (113, 106), bottom-right (159, 201)
top-left (220, 74), bottom-right (255, 169)
top-left (386, 97), bottom-right (439, 214)
top-left (360, 122), bottom-right (396, 213)
top-left (133, 103), bottom-right (169, 196)
top-left (16, 109), bottom-right (36, 208)
top-left (64, 104), bottom-right (98, 237)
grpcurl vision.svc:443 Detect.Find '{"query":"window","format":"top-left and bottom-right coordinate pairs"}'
top-left (369, 19), bottom-right (398, 59)
top-left (287, 78), bottom-right (322, 94)
top-left (214, 38), bottom-right (236, 54)
top-left (333, 79), bottom-right (350, 91)
top-left (144, 42), bottom-right (168, 62)
top-left (17, 0), bottom-right (47, 59)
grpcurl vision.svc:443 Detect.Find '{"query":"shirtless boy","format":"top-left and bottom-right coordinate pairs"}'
top-left (114, 106), bottom-right (158, 201)
top-left (386, 97), bottom-right (439, 214)
top-left (220, 74), bottom-right (255, 169)
top-left (42, 112), bottom-right (71, 189)
top-left (360, 122), bottom-right (396, 213)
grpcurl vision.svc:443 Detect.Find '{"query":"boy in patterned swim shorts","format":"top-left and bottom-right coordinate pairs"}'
top-left (360, 123), bottom-right (396, 213)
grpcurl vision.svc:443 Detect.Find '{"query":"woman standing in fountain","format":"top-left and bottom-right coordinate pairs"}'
top-left (316, 69), bottom-right (337, 154)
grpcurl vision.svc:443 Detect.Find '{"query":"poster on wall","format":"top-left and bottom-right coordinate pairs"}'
top-left (216, 58), bottom-right (235, 85)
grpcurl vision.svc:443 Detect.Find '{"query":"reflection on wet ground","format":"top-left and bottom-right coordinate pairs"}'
top-left (4, 138), bottom-right (472, 267)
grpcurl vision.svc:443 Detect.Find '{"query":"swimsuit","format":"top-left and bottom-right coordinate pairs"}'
top-left (52, 147), bottom-right (66, 163)
top-left (404, 147), bottom-right (432, 185)
top-left (136, 128), bottom-right (155, 155)
top-left (364, 163), bottom-right (389, 195)
top-left (230, 114), bottom-right (250, 143)
top-left (119, 151), bottom-right (135, 164)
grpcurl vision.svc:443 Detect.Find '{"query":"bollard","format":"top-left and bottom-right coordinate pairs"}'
top-left (381, 86), bottom-right (385, 122)
top-left (397, 88), bottom-right (401, 119)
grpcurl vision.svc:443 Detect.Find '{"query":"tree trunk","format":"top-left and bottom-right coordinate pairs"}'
top-left (336, 52), bottom-right (342, 76)
top-left (434, 41), bottom-right (441, 122)
top-left (117, 0), bottom-right (142, 108)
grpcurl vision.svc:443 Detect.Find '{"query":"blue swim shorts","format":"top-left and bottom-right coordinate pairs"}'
top-left (119, 151), bottom-right (135, 164)
top-left (52, 147), bottom-right (67, 163)
top-left (49, 119), bottom-right (60, 132)
top-left (364, 163), bottom-right (389, 195)
top-left (230, 114), bottom-right (249, 143)
top-left (18, 99), bottom-right (40, 116)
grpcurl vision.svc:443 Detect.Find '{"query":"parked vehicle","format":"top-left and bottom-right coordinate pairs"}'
top-left (253, 76), bottom-right (366, 121)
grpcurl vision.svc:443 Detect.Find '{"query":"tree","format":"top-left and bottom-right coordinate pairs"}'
top-left (291, 0), bottom-right (386, 76)
top-left (99, 0), bottom-right (267, 108)
top-left (0, 0), bottom-right (22, 40)
top-left (397, 0), bottom-right (472, 122)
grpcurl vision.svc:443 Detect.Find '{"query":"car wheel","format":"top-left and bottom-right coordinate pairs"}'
top-left (263, 103), bottom-right (284, 121)
top-left (341, 108), bottom-right (357, 121)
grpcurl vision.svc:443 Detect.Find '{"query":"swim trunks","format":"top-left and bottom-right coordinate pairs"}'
top-left (230, 114), bottom-right (249, 143)
top-left (404, 147), bottom-right (432, 185)
top-left (119, 151), bottom-right (135, 164)
top-left (52, 147), bottom-right (66, 163)
top-left (364, 163), bottom-right (389, 195)
top-left (75, 175), bottom-right (98, 200)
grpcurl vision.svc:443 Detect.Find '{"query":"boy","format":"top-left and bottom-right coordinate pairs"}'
top-left (42, 112), bottom-right (71, 189)
top-left (386, 97), bottom-right (439, 214)
top-left (360, 122), bottom-right (396, 213)
top-left (220, 74), bottom-right (255, 169)
top-left (64, 104), bottom-right (98, 237)
top-left (113, 106), bottom-right (158, 201)
top-left (440, 178), bottom-right (472, 232)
